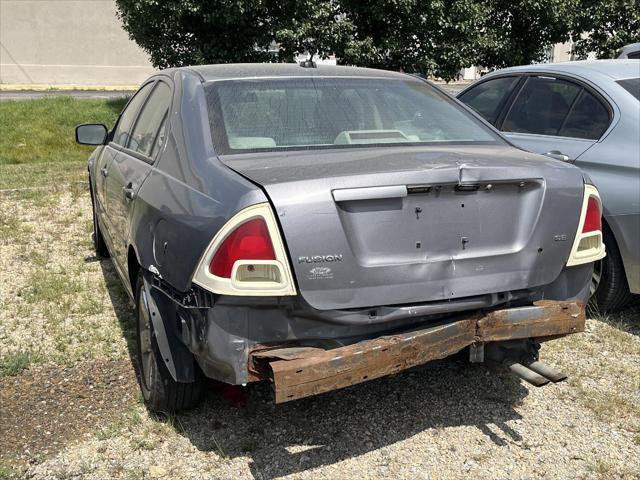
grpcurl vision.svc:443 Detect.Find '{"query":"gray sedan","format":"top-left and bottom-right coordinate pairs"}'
top-left (459, 60), bottom-right (639, 311)
top-left (76, 64), bottom-right (603, 412)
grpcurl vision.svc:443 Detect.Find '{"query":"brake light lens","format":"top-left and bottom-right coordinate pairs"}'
top-left (566, 185), bottom-right (606, 267)
top-left (193, 203), bottom-right (296, 296)
top-left (209, 218), bottom-right (276, 278)
top-left (582, 196), bottom-right (602, 233)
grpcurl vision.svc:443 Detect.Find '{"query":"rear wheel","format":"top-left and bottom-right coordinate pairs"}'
top-left (135, 275), bottom-right (204, 412)
top-left (592, 226), bottom-right (634, 312)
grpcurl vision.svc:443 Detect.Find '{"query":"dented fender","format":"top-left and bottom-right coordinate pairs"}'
top-left (142, 271), bottom-right (195, 382)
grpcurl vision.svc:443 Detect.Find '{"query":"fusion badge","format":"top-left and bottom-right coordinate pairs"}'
top-left (298, 254), bottom-right (343, 264)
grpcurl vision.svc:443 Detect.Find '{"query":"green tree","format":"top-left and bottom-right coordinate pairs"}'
top-left (477, 0), bottom-right (578, 67)
top-left (119, 0), bottom-right (621, 80)
top-left (114, 1), bottom-right (274, 68)
top-left (340, 0), bottom-right (492, 79)
top-left (572, 0), bottom-right (640, 58)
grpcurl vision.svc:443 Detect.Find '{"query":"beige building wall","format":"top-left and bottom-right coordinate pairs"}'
top-left (550, 42), bottom-right (574, 63)
top-left (0, 0), bottom-right (155, 87)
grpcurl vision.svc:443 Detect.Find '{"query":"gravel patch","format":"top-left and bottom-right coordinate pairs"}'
top-left (1, 180), bottom-right (639, 479)
top-left (0, 358), bottom-right (137, 466)
top-left (17, 322), bottom-right (640, 480)
top-left (0, 188), bottom-right (132, 366)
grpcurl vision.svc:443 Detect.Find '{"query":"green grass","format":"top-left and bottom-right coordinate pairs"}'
top-left (0, 96), bottom-right (127, 166)
top-left (0, 464), bottom-right (19, 480)
top-left (0, 351), bottom-right (42, 377)
top-left (0, 208), bottom-right (33, 244)
top-left (19, 270), bottom-right (85, 305)
top-left (0, 161), bottom-right (88, 190)
top-left (0, 96), bottom-right (128, 190)
top-left (96, 409), bottom-right (143, 441)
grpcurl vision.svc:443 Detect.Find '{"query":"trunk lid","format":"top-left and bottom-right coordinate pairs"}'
top-left (220, 145), bottom-right (585, 310)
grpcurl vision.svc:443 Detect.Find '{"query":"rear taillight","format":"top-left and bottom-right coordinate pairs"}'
top-left (566, 185), bottom-right (606, 267)
top-left (582, 196), bottom-right (602, 233)
top-left (209, 218), bottom-right (276, 278)
top-left (192, 203), bottom-right (296, 296)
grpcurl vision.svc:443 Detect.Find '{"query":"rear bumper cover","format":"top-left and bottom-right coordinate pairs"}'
top-left (249, 300), bottom-right (585, 403)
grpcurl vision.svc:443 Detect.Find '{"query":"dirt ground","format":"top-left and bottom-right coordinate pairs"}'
top-left (1, 185), bottom-right (639, 479)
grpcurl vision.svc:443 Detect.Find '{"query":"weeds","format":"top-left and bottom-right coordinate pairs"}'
top-left (19, 270), bottom-right (84, 305)
top-left (0, 210), bottom-right (33, 244)
top-left (0, 350), bottom-right (42, 377)
top-left (0, 464), bottom-right (17, 480)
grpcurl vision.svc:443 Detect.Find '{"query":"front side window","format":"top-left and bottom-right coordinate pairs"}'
top-left (458, 76), bottom-right (519, 124)
top-left (128, 82), bottom-right (171, 157)
top-left (502, 76), bottom-right (582, 136)
top-left (112, 82), bottom-right (153, 147)
top-left (205, 78), bottom-right (502, 154)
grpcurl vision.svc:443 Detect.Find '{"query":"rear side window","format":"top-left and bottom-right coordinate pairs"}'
top-left (128, 82), bottom-right (171, 157)
top-left (112, 83), bottom-right (153, 147)
top-left (616, 78), bottom-right (640, 100)
top-left (503, 76), bottom-right (581, 136)
top-left (458, 76), bottom-right (519, 124)
top-left (559, 90), bottom-right (610, 139)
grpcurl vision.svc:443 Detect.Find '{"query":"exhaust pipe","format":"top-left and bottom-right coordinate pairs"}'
top-left (526, 361), bottom-right (567, 383)
top-left (504, 360), bottom-right (550, 387)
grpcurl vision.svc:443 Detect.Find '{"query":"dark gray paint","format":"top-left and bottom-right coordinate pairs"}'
top-left (221, 146), bottom-right (584, 310)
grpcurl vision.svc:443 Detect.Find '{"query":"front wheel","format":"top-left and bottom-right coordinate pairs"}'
top-left (135, 275), bottom-right (204, 412)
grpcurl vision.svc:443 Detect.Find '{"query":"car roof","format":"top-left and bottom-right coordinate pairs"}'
top-left (171, 63), bottom-right (409, 82)
top-left (485, 60), bottom-right (640, 81)
top-left (618, 43), bottom-right (640, 58)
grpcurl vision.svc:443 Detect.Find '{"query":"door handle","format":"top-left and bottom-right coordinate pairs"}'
top-left (544, 150), bottom-right (572, 163)
top-left (123, 183), bottom-right (136, 200)
top-left (100, 167), bottom-right (109, 177)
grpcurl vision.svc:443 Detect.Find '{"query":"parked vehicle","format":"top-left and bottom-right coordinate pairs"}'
top-left (458, 60), bottom-right (639, 312)
top-left (77, 64), bottom-right (604, 412)
top-left (617, 43), bottom-right (640, 60)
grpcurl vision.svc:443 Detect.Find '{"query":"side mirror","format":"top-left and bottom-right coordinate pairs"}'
top-left (76, 124), bottom-right (108, 145)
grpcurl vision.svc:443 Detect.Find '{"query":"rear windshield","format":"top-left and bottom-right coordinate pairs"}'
top-left (204, 77), bottom-right (501, 154)
top-left (616, 78), bottom-right (640, 101)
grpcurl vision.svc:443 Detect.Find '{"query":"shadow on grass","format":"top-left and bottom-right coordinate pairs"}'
top-left (98, 257), bottom-right (529, 480)
top-left (587, 299), bottom-right (640, 336)
top-left (98, 258), bottom-right (137, 369)
top-left (105, 96), bottom-right (129, 116)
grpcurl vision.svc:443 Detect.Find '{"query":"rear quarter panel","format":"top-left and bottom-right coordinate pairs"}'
top-left (129, 70), bottom-right (266, 292)
top-left (574, 95), bottom-right (640, 293)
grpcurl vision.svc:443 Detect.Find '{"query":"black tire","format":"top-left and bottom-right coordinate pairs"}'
top-left (592, 226), bottom-right (634, 313)
top-left (135, 275), bottom-right (204, 412)
top-left (90, 184), bottom-right (110, 258)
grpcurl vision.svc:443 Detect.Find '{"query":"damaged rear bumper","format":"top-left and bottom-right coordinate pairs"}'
top-left (249, 300), bottom-right (585, 403)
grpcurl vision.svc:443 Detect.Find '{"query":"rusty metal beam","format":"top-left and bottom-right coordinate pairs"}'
top-left (269, 319), bottom-right (476, 403)
top-left (252, 300), bottom-right (585, 404)
top-left (476, 300), bottom-right (584, 342)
